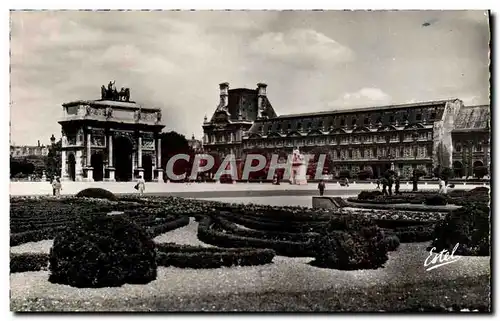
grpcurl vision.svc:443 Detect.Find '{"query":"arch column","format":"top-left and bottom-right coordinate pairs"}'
top-left (106, 132), bottom-right (115, 181)
top-left (155, 137), bottom-right (164, 182)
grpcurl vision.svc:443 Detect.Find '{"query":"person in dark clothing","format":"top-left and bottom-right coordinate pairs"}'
top-left (412, 174), bottom-right (418, 192)
top-left (387, 175), bottom-right (394, 196)
top-left (376, 179), bottom-right (380, 189)
top-left (395, 176), bottom-right (401, 195)
top-left (381, 177), bottom-right (388, 196)
top-left (318, 180), bottom-right (326, 196)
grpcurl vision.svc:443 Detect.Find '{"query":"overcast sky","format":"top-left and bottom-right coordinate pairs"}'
top-left (10, 10), bottom-right (490, 145)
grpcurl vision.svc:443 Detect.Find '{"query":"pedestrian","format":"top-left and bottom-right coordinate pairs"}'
top-left (135, 175), bottom-right (146, 197)
top-left (387, 175), bottom-right (394, 196)
top-left (376, 178), bottom-right (381, 189)
top-left (53, 177), bottom-right (62, 197)
top-left (395, 176), bottom-right (401, 195)
top-left (318, 179), bottom-right (326, 196)
top-left (50, 176), bottom-right (56, 196)
top-left (438, 177), bottom-right (447, 194)
top-left (381, 177), bottom-right (388, 196)
top-left (345, 177), bottom-right (350, 187)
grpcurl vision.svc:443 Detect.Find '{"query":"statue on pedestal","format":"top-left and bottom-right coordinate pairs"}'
top-left (101, 81), bottom-right (131, 102)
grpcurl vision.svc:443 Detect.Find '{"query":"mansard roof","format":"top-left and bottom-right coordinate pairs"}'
top-left (209, 88), bottom-right (277, 123)
top-left (453, 105), bottom-right (490, 131)
top-left (63, 99), bottom-right (161, 112)
top-left (275, 99), bottom-right (455, 120)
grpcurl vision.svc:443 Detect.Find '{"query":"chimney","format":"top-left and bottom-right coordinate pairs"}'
top-left (257, 83), bottom-right (268, 119)
top-left (219, 82), bottom-right (229, 108)
top-left (38, 140), bottom-right (40, 147)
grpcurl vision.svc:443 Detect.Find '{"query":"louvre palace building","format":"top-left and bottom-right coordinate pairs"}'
top-left (202, 82), bottom-right (490, 179)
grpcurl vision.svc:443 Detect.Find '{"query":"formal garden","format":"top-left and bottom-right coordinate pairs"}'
top-left (9, 187), bottom-right (490, 312)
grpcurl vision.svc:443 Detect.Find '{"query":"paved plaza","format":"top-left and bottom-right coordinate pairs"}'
top-left (10, 180), bottom-right (488, 197)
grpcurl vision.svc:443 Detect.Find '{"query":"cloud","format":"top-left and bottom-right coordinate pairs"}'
top-left (329, 88), bottom-right (392, 109)
top-left (249, 28), bottom-right (354, 68)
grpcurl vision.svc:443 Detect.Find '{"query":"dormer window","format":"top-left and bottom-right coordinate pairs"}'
top-left (340, 118), bottom-right (345, 126)
top-left (351, 118), bottom-right (357, 127)
top-left (307, 122), bottom-right (312, 130)
top-left (416, 113), bottom-right (422, 121)
top-left (389, 115), bottom-right (394, 123)
top-left (297, 123), bottom-right (302, 131)
top-left (431, 112), bottom-right (437, 119)
top-left (276, 123), bottom-right (281, 131)
top-left (364, 117), bottom-right (370, 125)
top-left (376, 116), bottom-right (382, 124)
top-left (287, 123), bottom-right (291, 129)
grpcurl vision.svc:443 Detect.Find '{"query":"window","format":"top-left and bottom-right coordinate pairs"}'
top-left (389, 115), bottom-right (394, 123)
top-left (476, 144), bottom-right (483, 152)
top-left (351, 118), bottom-right (357, 127)
top-left (307, 122), bottom-right (312, 130)
top-left (376, 116), bottom-right (382, 124)
top-left (416, 113), bottom-right (422, 121)
top-left (364, 117), bottom-right (370, 125)
top-left (287, 123), bottom-right (291, 129)
top-left (276, 123), bottom-right (281, 131)
top-left (348, 150), bottom-right (353, 158)
top-left (258, 126), bottom-right (263, 133)
top-left (360, 149), bottom-right (364, 158)
top-left (337, 150), bottom-right (341, 158)
top-left (297, 123), bottom-right (302, 131)
top-left (373, 148), bottom-right (377, 157)
top-left (340, 118), bottom-right (345, 126)
top-left (431, 112), bottom-right (437, 119)
top-left (455, 144), bottom-right (462, 152)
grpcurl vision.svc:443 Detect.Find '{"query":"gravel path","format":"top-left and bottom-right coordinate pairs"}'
top-left (10, 242), bottom-right (490, 305)
top-left (10, 240), bottom-right (53, 254)
top-left (153, 218), bottom-right (214, 247)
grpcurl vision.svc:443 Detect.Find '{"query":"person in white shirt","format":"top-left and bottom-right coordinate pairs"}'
top-left (438, 178), bottom-right (447, 194)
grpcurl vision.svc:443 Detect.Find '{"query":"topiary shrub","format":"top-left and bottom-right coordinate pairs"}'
top-left (383, 235), bottom-right (400, 251)
top-left (430, 202), bottom-right (490, 256)
top-left (75, 188), bottom-right (117, 201)
top-left (10, 253), bottom-right (49, 273)
top-left (49, 214), bottom-right (157, 288)
top-left (358, 190), bottom-right (383, 200)
top-left (312, 216), bottom-right (389, 270)
top-left (424, 194), bottom-right (448, 206)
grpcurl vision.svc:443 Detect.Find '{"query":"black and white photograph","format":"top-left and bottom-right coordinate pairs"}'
top-left (8, 8), bottom-right (491, 312)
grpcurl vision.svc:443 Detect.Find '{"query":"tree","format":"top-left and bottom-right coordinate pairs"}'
top-left (434, 166), bottom-right (453, 184)
top-left (474, 166), bottom-right (488, 179)
top-left (159, 131), bottom-right (194, 180)
top-left (45, 139), bottom-right (62, 179)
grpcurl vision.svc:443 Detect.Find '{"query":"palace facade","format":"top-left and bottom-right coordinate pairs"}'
top-left (203, 82), bottom-right (490, 179)
top-left (58, 84), bottom-right (165, 182)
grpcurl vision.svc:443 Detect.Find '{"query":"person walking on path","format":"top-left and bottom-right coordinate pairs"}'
top-left (394, 176), bottom-right (401, 195)
top-left (136, 175), bottom-right (146, 197)
top-left (387, 174), bottom-right (394, 196)
top-left (381, 177), bottom-right (388, 196)
top-left (52, 177), bottom-right (62, 197)
top-left (376, 178), bottom-right (381, 189)
top-left (50, 176), bottom-right (56, 196)
top-left (318, 179), bottom-right (326, 196)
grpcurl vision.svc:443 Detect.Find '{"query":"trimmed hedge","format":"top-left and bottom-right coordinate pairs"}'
top-left (146, 215), bottom-right (190, 237)
top-left (358, 190), bottom-right (383, 200)
top-left (384, 235), bottom-right (401, 252)
top-left (424, 194), bottom-right (448, 206)
top-left (75, 188), bottom-right (118, 201)
top-left (197, 216), bottom-right (317, 257)
top-left (49, 215), bottom-right (157, 288)
top-left (11, 226), bottom-right (68, 246)
top-left (430, 202), bottom-right (490, 256)
top-left (217, 215), bottom-right (321, 242)
top-left (10, 253), bottom-right (49, 273)
top-left (313, 216), bottom-right (389, 270)
top-left (155, 243), bottom-right (275, 269)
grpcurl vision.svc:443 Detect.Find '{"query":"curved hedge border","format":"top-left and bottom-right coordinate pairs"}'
top-left (147, 216), bottom-right (190, 237)
top-left (11, 226), bottom-right (68, 246)
top-left (197, 216), bottom-right (317, 257)
top-left (217, 215), bottom-right (321, 243)
top-left (344, 200), bottom-right (457, 213)
top-left (156, 242), bottom-right (275, 268)
top-left (10, 253), bottom-right (49, 273)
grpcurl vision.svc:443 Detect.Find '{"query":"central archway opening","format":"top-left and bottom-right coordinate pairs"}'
top-left (114, 136), bottom-right (133, 182)
top-left (67, 153), bottom-right (76, 181)
top-left (142, 154), bottom-right (153, 182)
top-left (91, 153), bottom-right (104, 182)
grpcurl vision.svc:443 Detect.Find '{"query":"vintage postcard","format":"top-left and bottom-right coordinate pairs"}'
top-left (9, 9), bottom-right (491, 312)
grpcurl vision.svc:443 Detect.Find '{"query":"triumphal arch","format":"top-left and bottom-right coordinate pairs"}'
top-left (58, 81), bottom-right (165, 182)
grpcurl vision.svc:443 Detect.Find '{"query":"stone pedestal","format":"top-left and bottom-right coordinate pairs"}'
top-left (155, 168), bottom-right (164, 182)
top-left (106, 167), bottom-right (116, 182)
top-left (84, 167), bottom-right (94, 182)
